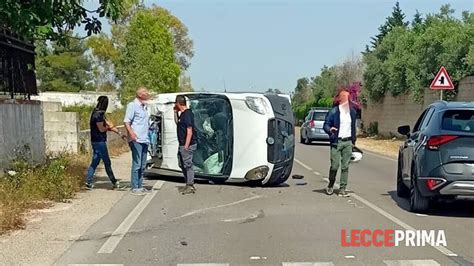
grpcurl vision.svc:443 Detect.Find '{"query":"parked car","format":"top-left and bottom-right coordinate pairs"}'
top-left (146, 92), bottom-right (295, 186)
top-left (397, 101), bottom-right (474, 213)
top-left (300, 108), bottom-right (330, 144)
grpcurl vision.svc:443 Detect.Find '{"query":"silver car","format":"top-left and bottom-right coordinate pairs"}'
top-left (300, 108), bottom-right (330, 144)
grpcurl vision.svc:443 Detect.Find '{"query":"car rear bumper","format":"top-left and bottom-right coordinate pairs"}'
top-left (439, 181), bottom-right (474, 195)
top-left (307, 129), bottom-right (329, 140)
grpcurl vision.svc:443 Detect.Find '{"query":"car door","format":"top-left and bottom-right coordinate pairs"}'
top-left (302, 111), bottom-right (312, 138)
top-left (402, 109), bottom-right (428, 179)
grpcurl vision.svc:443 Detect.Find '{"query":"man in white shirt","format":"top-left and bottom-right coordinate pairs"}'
top-left (323, 88), bottom-right (357, 197)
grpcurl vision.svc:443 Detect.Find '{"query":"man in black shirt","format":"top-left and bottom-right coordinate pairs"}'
top-left (174, 95), bottom-right (198, 194)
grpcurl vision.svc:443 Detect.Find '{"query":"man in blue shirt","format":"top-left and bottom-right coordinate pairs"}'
top-left (124, 87), bottom-right (151, 195)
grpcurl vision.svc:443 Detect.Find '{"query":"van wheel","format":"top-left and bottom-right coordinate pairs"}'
top-left (396, 164), bottom-right (409, 198)
top-left (410, 182), bottom-right (430, 213)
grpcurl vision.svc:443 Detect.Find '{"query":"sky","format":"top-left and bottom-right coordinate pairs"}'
top-left (84, 0), bottom-right (473, 93)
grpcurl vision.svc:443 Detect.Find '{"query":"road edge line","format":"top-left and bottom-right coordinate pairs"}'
top-left (97, 180), bottom-right (165, 254)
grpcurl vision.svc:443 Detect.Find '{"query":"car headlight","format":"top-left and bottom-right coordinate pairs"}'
top-left (245, 96), bottom-right (269, 115)
top-left (245, 166), bottom-right (269, 180)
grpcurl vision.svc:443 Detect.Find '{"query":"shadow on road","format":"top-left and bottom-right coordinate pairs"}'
top-left (145, 171), bottom-right (292, 189)
top-left (388, 190), bottom-right (474, 218)
top-left (301, 142), bottom-right (331, 147)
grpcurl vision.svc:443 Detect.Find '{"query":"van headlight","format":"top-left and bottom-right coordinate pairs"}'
top-left (245, 166), bottom-right (269, 180)
top-left (245, 97), bottom-right (269, 115)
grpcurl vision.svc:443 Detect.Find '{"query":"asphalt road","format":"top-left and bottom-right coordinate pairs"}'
top-left (57, 139), bottom-right (474, 266)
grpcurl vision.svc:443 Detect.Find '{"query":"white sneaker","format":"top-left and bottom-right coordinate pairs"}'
top-left (131, 189), bottom-right (145, 196)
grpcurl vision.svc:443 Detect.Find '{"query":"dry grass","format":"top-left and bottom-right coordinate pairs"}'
top-left (0, 140), bottom-right (130, 235)
top-left (356, 137), bottom-right (402, 158)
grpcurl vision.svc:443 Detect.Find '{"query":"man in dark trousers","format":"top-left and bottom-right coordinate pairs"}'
top-left (174, 95), bottom-right (198, 194)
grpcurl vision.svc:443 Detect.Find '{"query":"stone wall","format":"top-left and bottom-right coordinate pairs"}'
top-left (0, 99), bottom-right (46, 169)
top-left (361, 76), bottom-right (474, 136)
top-left (42, 102), bottom-right (81, 154)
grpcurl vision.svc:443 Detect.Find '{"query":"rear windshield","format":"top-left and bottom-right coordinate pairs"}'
top-left (312, 111), bottom-right (328, 121)
top-left (442, 110), bottom-right (474, 132)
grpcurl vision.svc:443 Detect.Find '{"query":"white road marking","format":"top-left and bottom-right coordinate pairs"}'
top-left (296, 157), bottom-right (459, 258)
top-left (177, 264), bottom-right (229, 266)
top-left (363, 150), bottom-right (398, 162)
top-left (351, 193), bottom-right (457, 257)
top-left (283, 263), bottom-right (334, 266)
top-left (383, 259), bottom-right (440, 266)
top-left (172, 195), bottom-right (264, 221)
top-left (295, 159), bottom-right (313, 171)
top-left (97, 180), bottom-right (165, 254)
top-left (344, 255), bottom-right (355, 259)
top-left (313, 171), bottom-right (321, 176)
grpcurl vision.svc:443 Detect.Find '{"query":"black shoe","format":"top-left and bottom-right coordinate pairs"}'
top-left (338, 189), bottom-right (350, 197)
top-left (326, 187), bottom-right (334, 195)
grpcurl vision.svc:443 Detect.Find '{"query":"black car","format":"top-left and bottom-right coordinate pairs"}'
top-left (397, 101), bottom-right (474, 213)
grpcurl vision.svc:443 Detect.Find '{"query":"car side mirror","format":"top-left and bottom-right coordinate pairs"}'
top-left (397, 125), bottom-right (411, 137)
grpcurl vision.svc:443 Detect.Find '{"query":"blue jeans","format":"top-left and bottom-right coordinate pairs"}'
top-left (129, 141), bottom-right (149, 189)
top-left (87, 142), bottom-right (117, 185)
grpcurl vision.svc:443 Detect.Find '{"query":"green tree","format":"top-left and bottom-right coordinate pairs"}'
top-left (36, 36), bottom-right (93, 92)
top-left (117, 9), bottom-right (181, 103)
top-left (370, 1), bottom-right (408, 50)
top-left (363, 5), bottom-right (474, 103)
top-left (0, 0), bottom-right (122, 43)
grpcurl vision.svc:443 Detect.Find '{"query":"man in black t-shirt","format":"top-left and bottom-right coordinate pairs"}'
top-left (174, 95), bottom-right (198, 194)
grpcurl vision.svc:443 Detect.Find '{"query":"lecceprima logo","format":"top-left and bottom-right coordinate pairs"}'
top-left (341, 230), bottom-right (447, 247)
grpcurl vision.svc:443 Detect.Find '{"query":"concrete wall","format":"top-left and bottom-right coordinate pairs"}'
top-left (361, 76), bottom-right (474, 136)
top-left (42, 102), bottom-right (81, 154)
top-left (0, 99), bottom-right (46, 169)
top-left (32, 91), bottom-right (122, 111)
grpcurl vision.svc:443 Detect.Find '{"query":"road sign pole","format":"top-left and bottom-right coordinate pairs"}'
top-left (440, 90), bottom-right (443, 101)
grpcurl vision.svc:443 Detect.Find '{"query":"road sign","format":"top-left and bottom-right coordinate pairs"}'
top-left (430, 66), bottom-right (454, 90)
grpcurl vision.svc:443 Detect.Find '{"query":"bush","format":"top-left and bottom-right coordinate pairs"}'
top-left (0, 154), bottom-right (85, 233)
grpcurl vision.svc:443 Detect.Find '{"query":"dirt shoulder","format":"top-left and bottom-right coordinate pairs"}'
top-left (356, 137), bottom-right (401, 159)
top-left (0, 151), bottom-right (132, 265)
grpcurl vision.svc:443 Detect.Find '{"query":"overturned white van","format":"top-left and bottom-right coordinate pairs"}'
top-left (146, 92), bottom-right (294, 186)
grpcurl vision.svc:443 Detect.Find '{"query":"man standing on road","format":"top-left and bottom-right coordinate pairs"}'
top-left (124, 87), bottom-right (151, 196)
top-left (174, 95), bottom-right (198, 195)
top-left (323, 87), bottom-right (357, 197)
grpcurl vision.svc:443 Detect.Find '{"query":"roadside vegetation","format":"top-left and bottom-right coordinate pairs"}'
top-left (0, 136), bottom-right (129, 235)
top-left (292, 3), bottom-right (474, 123)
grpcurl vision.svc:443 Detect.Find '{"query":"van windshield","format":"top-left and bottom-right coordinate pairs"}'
top-left (188, 95), bottom-right (233, 176)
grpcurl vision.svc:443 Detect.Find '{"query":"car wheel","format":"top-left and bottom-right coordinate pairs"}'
top-left (300, 132), bottom-right (304, 144)
top-left (304, 135), bottom-right (311, 145)
top-left (409, 182), bottom-right (430, 213)
top-left (396, 161), bottom-right (409, 198)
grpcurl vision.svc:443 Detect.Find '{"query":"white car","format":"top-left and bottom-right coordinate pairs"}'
top-left (146, 92), bottom-right (295, 186)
